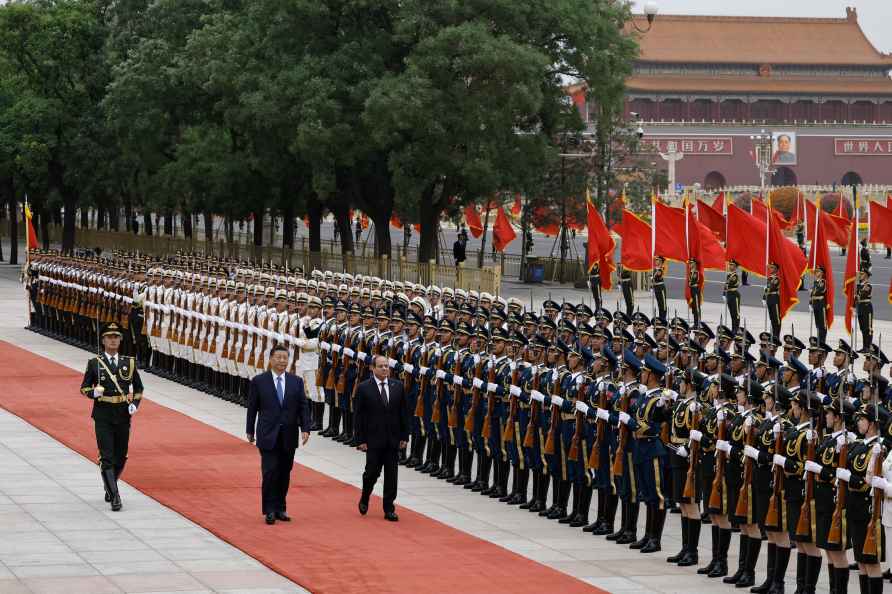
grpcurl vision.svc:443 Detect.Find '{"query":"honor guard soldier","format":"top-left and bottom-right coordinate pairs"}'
top-left (765, 262), bottom-right (782, 340)
top-left (653, 256), bottom-right (668, 321)
top-left (859, 238), bottom-right (872, 273)
top-left (588, 261), bottom-right (602, 311)
top-left (856, 270), bottom-right (873, 351)
top-left (619, 265), bottom-right (634, 317)
top-left (724, 260), bottom-right (741, 333)
top-left (810, 265), bottom-right (828, 345)
top-left (79, 322), bottom-right (144, 512)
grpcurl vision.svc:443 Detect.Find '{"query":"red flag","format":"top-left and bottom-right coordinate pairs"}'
top-left (712, 192), bottom-right (725, 214)
top-left (684, 204), bottom-right (727, 306)
top-left (887, 193), bottom-right (892, 208)
top-left (787, 192), bottom-right (805, 227)
top-left (653, 200), bottom-right (687, 262)
top-left (805, 200), bottom-right (850, 246)
top-left (492, 207), bottom-right (516, 252)
top-left (531, 207), bottom-right (560, 236)
top-left (617, 209), bottom-right (652, 272)
top-left (361, 213), bottom-right (369, 229)
top-left (24, 204), bottom-right (38, 250)
top-left (844, 217), bottom-right (859, 333)
top-left (586, 196), bottom-right (616, 289)
top-left (390, 214), bottom-right (403, 229)
top-left (727, 204), bottom-right (767, 276)
top-left (464, 205), bottom-right (484, 238)
top-left (869, 201), bottom-right (892, 247)
top-left (835, 196), bottom-right (852, 220)
top-left (808, 209), bottom-right (836, 329)
top-left (413, 223), bottom-right (421, 233)
top-left (752, 198), bottom-right (793, 229)
top-left (768, 210), bottom-right (807, 321)
top-left (697, 199), bottom-right (725, 241)
top-left (511, 195), bottom-right (522, 216)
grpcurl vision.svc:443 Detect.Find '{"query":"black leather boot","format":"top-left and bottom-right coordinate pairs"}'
top-left (791, 552), bottom-right (807, 594)
top-left (770, 546), bottom-right (792, 594)
top-left (616, 502), bottom-right (639, 544)
top-left (725, 535), bottom-right (751, 583)
top-left (832, 566), bottom-right (848, 594)
top-left (466, 450), bottom-right (483, 489)
top-left (570, 485), bottom-right (592, 527)
top-left (482, 456), bottom-right (500, 496)
top-left (629, 504), bottom-right (651, 548)
top-left (541, 474), bottom-right (560, 516)
top-left (804, 555), bottom-right (821, 594)
top-left (607, 500), bottom-right (628, 540)
top-left (736, 536), bottom-right (761, 588)
top-left (491, 458), bottom-right (509, 499)
top-left (594, 492), bottom-right (618, 536)
top-left (708, 528), bottom-right (732, 578)
top-left (584, 487), bottom-right (606, 532)
top-left (751, 542), bottom-right (777, 593)
top-left (436, 445), bottom-right (456, 479)
top-left (640, 507), bottom-right (665, 553)
top-left (559, 483), bottom-right (580, 523)
top-left (869, 577), bottom-right (883, 594)
top-left (678, 517), bottom-right (701, 566)
top-left (549, 480), bottom-right (570, 519)
top-left (529, 471), bottom-right (549, 513)
top-left (407, 435), bottom-right (425, 468)
top-left (101, 468), bottom-right (122, 512)
top-left (509, 469), bottom-right (528, 505)
top-left (474, 454), bottom-right (491, 493)
top-left (500, 466), bottom-right (518, 502)
top-left (521, 469), bottom-right (538, 509)
top-left (425, 439), bottom-right (441, 475)
top-left (667, 517), bottom-right (689, 563)
top-left (698, 526), bottom-right (720, 574)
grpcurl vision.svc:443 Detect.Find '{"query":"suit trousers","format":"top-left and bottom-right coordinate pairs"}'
top-left (361, 446), bottom-right (399, 513)
top-left (260, 430), bottom-right (296, 515)
top-left (95, 419), bottom-right (130, 473)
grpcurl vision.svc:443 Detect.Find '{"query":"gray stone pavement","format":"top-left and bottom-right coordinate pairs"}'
top-left (4, 267), bottom-right (888, 593)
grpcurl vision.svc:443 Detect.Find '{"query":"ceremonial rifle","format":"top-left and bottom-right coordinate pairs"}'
top-left (735, 343), bottom-right (755, 519)
top-left (523, 366), bottom-right (541, 449)
top-left (466, 354), bottom-right (485, 433)
top-left (503, 352), bottom-right (523, 443)
top-left (764, 378), bottom-right (784, 531)
top-left (447, 344), bottom-right (464, 429)
top-left (587, 375), bottom-right (608, 470)
top-left (414, 346), bottom-right (432, 419)
top-left (827, 362), bottom-right (853, 545)
top-left (481, 355), bottom-right (497, 442)
top-left (863, 340), bottom-right (883, 557)
top-left (709, 397), bottom-right (728, 511)
top-left (431, 343), bottom-right (447, 424)
top-left (796, 346), bottom-right (818, 539)
top-left (568, 378), bottom-right (585, 461)
top-left (611, 353), bottom-right (629, 477)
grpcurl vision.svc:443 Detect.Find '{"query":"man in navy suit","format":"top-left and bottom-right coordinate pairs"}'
top-left (356, 354), bottom-right (410, 521)
top-left (246, 344), bottom-right (311, 525)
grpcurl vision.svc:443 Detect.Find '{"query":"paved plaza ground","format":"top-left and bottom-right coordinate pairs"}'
top-left (2, 265), bottom-right (889, 593)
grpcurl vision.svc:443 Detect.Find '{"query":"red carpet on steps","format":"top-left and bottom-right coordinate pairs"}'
top-left (0, 341), bottom-right (604, 594)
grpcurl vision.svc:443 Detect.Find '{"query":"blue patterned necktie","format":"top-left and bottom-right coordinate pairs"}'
top-left (276, 376), bottom-right (284, 407)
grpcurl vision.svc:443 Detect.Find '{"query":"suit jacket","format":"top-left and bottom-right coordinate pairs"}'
top-left (355, 376), bottom-right (410, 450)
top-left (246, 371), bottom-right (311, 451)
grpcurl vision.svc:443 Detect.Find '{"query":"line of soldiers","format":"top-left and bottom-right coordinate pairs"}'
top-left (22, 249), bottom-right (892, 594)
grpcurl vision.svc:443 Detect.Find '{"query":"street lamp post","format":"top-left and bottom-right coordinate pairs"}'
top-left (631, 1), bottom-right (660, 33)
top-left (749, 130), bottom-right (776, 196)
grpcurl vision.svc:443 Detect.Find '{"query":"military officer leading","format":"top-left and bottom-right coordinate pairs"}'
top-left (79, 322), bottom-right (144, 511)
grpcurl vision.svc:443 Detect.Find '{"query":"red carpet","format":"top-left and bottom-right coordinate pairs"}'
top-left (0, 340), bottom-right (604, 594)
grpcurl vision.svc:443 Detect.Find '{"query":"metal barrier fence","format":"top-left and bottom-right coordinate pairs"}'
top-left (68, 229), bottom-right (502, 293)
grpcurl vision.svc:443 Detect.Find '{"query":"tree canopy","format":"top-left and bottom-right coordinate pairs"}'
top-left (0, 0), bottom-right (640, 259)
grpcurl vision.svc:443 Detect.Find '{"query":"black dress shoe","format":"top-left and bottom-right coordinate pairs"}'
top-left (735, 571), bottom-right (755, 588)
top-left (265, 513), bottom-right (276, 525)
top-left (707, 560), bottom-right (728, 578)
top-left (615, 532), bottom-right (637, 545)
top-left (384, 511), bottom-right (399, 522)
top-left (697, 560), bottom-right (716, 575)
top-left (275, 512), bottom-right (291, 522)
top-left (629, 535), bottom-right (649, 549)
top-left (676, 551), bottom-right (698, 567)
top-left (666, 549), bottom-right (686, 563)
top-left (358, 501), bottom-right (368, 515)
top-left (640, 539), bottom-right (661, 554)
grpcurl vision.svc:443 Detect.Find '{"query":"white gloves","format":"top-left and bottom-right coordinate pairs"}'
top-left (618, 412), bottom-right (631, 425)
top-left (92, 389), bottom-right (103, 398)
top-left (419, 366), bottom-right (429, 375)
top-left (332, 344), bottom-right (342, 353)
top-left (773, 454), bottom-right (787, 468)
top-left (689, 430), bottom-right (703, 443)
top-left (552, 396), bottom-right (564, 407)
top-left (717, 410), bottom-right (726, 422)
top-left (486, 382), bottom-right (499, 393)
top-left (576, 401), bottom-right (589, 414)
top-left (805, 429), bottom-right (815, 441)
top-left (320, 342), bottom-right (331, 351)
top-left (388, 358), bottom-right (398, 368)
top-left (342, 348), bottom-right (354, 358)
top-left (403, 364), bottom-right (414, 374)
top-left (596, 408), bottom-right (609, 421)
top-left (688, 401), bottom-right (699, 412)
top-left (676, 445), bottom-right (689, 458)
top-left (814, 368), bottom-right (824, 379)
top-left (872, 443), bottom-right (883, 456)
top-left (472, 378), bottom-right (484, 389)
top-left (744, 416), bottom-right (753, 429)
top-left (804, 461), bottom-right (823, 475)
top-left (509, 385), bottom-right (522, 397)
top-left (772, 423), bottom-right (782, 436)
top-left (453, 376), bottom-right (465, 386)
top-left (836, 468), bottom-right (852, 483)
top-left (874, 476), bottom-right (891, 491)
top-left (128, 403), bottom-right (138, 416)
top-left (435, 369), bottom-right (446, 380)
top-left (716, 440), bottom-right (732, 454)
top-left (744, 445), bottom-right (760, 460)
top-left (531, 390), bottom-right (545, 403)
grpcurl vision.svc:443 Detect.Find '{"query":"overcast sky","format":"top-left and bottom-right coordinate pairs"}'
top-left (632, 0), bottom-right (892, 53)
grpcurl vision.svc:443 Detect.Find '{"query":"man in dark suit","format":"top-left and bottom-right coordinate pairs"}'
top-left (356, 354), bottom-right (410, 521)
top-left (246, 344), bottom-right (311, 525)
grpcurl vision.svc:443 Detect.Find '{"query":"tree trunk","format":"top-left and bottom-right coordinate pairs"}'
top-left (183, 211), bottom-right (193, 239)
top-left (252, 207), bottom-right (264, 246)
top-left (62, 196), bottom-right (77, 253)
top-left (143, 212), bottom-right (153, 236)
top-left (124, 199), bottom-right (132, 232)
top-left (418, 183), bottom-right (444, 263)
top-left (282, 205), bottom-right (295, 248)
top-left (331, 202), bottom-right (354, 255)
top-left (40, 204), bottom-right (50, 250)
top-left (97, 204), bottom-right (107, 230)
top-left (163, 212), bottom-right (173, 236)
top-left (478, 205), bottom-right (492, 268)
top-left (372, 217), bottom-right (391, 258)
top-left (203, 211), bottom-right (213, 243)
top-left (109, 204), bottom-right (120, 231)
top-left (3, 178), bottom-right (16, 265)
top-left (80, 207), bottom-right (89, 229)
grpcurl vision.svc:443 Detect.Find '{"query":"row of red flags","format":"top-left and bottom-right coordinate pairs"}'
top-left (587, 193), bottom-right (892, 330)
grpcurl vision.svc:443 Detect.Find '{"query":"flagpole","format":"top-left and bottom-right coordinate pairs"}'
top-left (651, 194), bottom-right (656, 320)
top-left (764, 191), bottom-right (770, 335)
